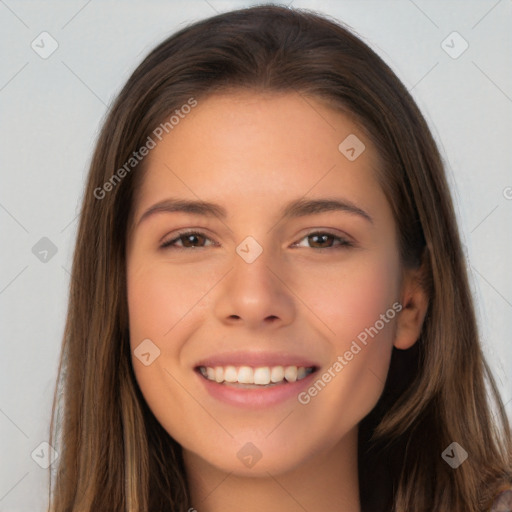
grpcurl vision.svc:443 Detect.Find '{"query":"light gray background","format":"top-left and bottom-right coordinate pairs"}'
top-left (1, 1), bottom-right (511, 510)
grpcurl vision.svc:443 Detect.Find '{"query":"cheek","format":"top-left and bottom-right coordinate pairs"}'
top-left (339, 257), bottom-right (400, 379)
top-left (295, 251), bottom-right (400, 422)
top-left (126, 255), bottom-right (221, 430)
top-left (300, 249), bottom-right (401, 343)
top-left (126, 258), bottom-right (202, 439)
top-left (127, 257), bottom-right (214, 346)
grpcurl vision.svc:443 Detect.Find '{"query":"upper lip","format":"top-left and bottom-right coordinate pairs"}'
top-left (194, 351), bottom-right (319, 369)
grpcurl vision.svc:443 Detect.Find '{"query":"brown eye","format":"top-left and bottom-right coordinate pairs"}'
top-left (179, 233), bottom-right (207, 248)
top-left (161, 231), bottom-right (212, 249)
top-left (308, 233), bottom-right (336, 249)
top-left (294, 231), bottom-right (354, 250)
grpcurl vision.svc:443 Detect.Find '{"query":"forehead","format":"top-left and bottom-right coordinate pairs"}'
top-left (132, 90), bottom-right (385, 223)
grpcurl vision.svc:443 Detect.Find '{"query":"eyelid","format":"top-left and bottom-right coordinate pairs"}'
top-left (160, 229), bottom-right (216, 249)
top-left (293, 226), bottom-right (356, 246)
top-left (160, 228), bottom-right (355, 250)
top-left (291, 232), bottom-right (354, 249)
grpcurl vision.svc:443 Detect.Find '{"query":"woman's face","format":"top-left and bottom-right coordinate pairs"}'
top-left (126, 91), bottom-right (405, 477)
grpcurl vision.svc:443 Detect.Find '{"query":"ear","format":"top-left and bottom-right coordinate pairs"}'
top-left (393, 261), bottom-right (429, 350)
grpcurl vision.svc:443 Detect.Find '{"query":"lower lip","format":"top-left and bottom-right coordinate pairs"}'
top-left (195, 370), bottom-right (318, 409)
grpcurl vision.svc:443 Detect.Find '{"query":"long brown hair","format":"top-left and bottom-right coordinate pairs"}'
top-left (48, 5), bottom-right (512, 511)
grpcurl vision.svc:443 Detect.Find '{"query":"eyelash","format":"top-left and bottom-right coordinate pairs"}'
top-left (160, 230), bottom-right (354, 251)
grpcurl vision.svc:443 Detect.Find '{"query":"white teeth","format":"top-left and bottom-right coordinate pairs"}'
top-left (224, 365), bottom-right (238, 383)
top-left (237, 366), bottom-right (253, 384)
top-left (253, 367), bottom-right (271, 385)
top-left (199, 364), bottom-right (314, 385)
top-left (270, 366), bottom-right (285, 383)
top-left (284, 366), bottom-right (297, 382)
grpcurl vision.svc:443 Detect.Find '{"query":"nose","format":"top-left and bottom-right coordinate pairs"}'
top-left (213, 242), bottom-right (296, 331)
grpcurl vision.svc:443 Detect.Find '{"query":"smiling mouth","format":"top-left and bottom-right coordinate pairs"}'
top-left (196, 364), bottom-right (317, 388)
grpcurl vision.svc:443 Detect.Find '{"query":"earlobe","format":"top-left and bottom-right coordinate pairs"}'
top-left (393, 268), bottom-right (429, 350)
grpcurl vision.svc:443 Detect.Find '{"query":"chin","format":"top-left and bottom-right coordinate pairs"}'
top-left (181, 426), bottom-right (339, 479)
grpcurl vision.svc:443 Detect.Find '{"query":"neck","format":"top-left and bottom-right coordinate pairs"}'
top-left (183, 427), bottom-right (360, 512)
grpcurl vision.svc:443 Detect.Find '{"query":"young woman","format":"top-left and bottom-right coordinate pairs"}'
top-left (48, 4), bottom-right (512, 511)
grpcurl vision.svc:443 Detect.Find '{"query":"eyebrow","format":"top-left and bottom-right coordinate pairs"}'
top-left (136, 196), bottom-right (373, 226)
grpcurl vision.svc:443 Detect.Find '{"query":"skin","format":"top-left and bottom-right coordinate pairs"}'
top-left (126, 91), bottom-right (428, 512)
